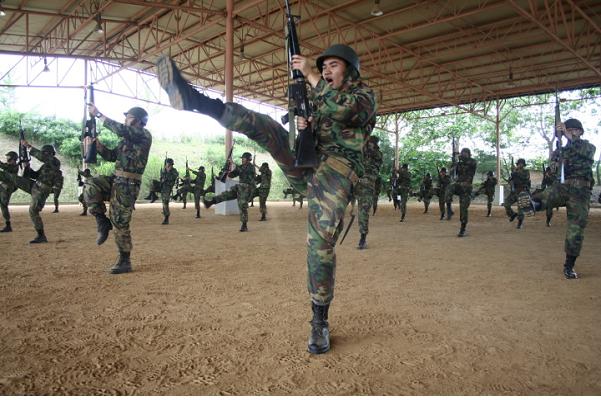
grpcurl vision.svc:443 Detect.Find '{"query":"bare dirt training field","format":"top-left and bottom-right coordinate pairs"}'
top-left (1, 200), bottom-right (600, 395)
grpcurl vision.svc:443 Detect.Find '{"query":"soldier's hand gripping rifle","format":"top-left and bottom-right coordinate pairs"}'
top-left (218, 145), bottom-right (234, 183)
top-left (18, 117), bottom-right (30, 170)
top-left (554, 90), bottom-right (565, 183)
top-left (284, 0), bottom-right (318, 168)
top-left (82, 84), bottom-right (98, 164)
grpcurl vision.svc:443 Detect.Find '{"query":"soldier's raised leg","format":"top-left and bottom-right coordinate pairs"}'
top-left (84, 176), bottom-right (113, 246)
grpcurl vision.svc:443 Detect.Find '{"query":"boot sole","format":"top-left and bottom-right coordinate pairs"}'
top-left (307, 344), bottom-right (330, 354)
top-left (110, 268), bottom-right (132, 274)
top-left (156, 55), bottom-right (187, 111)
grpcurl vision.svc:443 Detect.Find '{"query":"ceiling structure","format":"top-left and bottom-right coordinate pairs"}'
top-left (1, 0), bottom-right (600, 116)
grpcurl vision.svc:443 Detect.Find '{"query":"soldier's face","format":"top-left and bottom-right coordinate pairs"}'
top-left (565, 128), bottom-right (582, 141)
top-left (241, 157), bottom-right (249, 165)
top-left (321, 57), bottom-right (346, 89)
top-left (165, 164), bottom-right (173, 171)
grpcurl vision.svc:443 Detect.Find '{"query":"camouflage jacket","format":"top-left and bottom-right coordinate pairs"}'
top-left (509, 169), bottom-right (530, 193)
top-left (481, 176), bottom-right (497, 195)
top-left (310, 77), bottom-right (377, 178)
top-left (437, 174), bottom-right (451, 190)
top-left (363, 144), bottom-right (383, 181)
top-left (455, 157), bottom-right (477, 184)
top-left (191, 169), bottom-right (206, 189)
top-left (229, 163), bottom-right (255, 186)
top-left (98, 118), bottom-right (152, 175)
top-left (398, 169), bottom-right (411, 189)
top-left (0, 161), bottom-right (18, 189)
top-left (421, 176), bottom-right (433, 192)
top-left (557, 138), bottom-right (596, 182)
top-left (541, 173), bottom-right (556, 189)
top-left (29, 147), bottom-right (62, 188)
top-left (160, 167), bottom-right (179, 191)
top-left (53, 171), bottom-right (64, 190)
top-left (257, 167), bottom-right (272, 189)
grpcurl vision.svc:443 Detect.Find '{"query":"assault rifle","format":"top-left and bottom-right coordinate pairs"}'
top-left (18, 117), bottom-right (30, 170)
top-left (82, 83), bottom-right (97, 164)
top-left (218, 145), bottom-right (234, 183)
top-left (450, 136), bottom-right (459, 180)
top-left (250, 152), bottom-right (257, 207)
top-left (554, 90), bottom-right (565, 183)
top-left (284, 0), bottom-right (318, 168)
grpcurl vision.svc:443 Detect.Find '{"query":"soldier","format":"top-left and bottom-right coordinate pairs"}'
top-left (418, 173), bottom-right (433, 214)
top-left (445, 148), bottom-right (477, 237)
top-left (534, 118), bottom-right (595, 279)
top-left (190, 165), bottom-right (206, 219)
top-left (504, 158), bottom-right (531, 229)
top-left (84, 105), bottom-right (152, 274)
top-left (397, 164), bottom-right (411, 222)
top-left (157, 42), bottom-right (376, 354)
top-left (77, 168), bottom-right (92, 216)
top-left (160, 158), bottom-right (178, 225)
top-left (356, 135), bottom-right (383, 249)
top-left (51, 170), bottom-right (64, 213)
top-left (437, 167), bottom-right (452, 220)
top-left (283, 186), bottom-right (304, 208)
top-left (203, 152), bottom-right (256, 231)
top-left (540, 166), bottom-right (556, 191)
top-left (0, 151), bottom-right (19, 232)
top-left (173, 169), bottom-right (191, 209)
top-left (256, 162), bottom-right (272, 221)
top-left (372, 175), bottom-right (382, 215)
top-left (473, 170), bottom-right (497, 217)
top-left (18, 142), bottom-right (61, 243)
top-left (390, 169), bottom-right (400, 210)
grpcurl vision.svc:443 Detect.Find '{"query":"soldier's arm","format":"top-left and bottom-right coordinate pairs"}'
top-left (102, 117), bottom-right (150, 144)
top-left (96, 139), bottom-right (118, 162)
top-left (29, 147), bottom-right (53, 163)
top-left (228, 165), bottom-right (240, 178)
top-left (311, 79), bottom-right (376, 128)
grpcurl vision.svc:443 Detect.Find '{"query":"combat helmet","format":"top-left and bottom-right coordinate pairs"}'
top-left (165, 158), bottom-right (174, 165)
top-left (241, 152), bottom-right (252, 160)
top-left (124, 107), bottom-right (149, 126)
top-left (316, 44), bottom-right (360, 77)
top-left (516, 158), bottom-right (526, 166)
top-left (564, 118), bottom-right (584, 131)
top-left (5, 151), bottom-right (18, 161)
top-left (41, 145), bottom-right (55, 155)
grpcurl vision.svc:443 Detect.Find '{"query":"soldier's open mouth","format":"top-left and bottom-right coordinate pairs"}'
top-left (325, 78), bottom-right (333, 84)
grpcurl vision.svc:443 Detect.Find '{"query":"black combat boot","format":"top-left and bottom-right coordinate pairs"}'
top-left (195, 209), bottom-right (200, 219)
top-left (308, 302), bottom-right (330, 354)
top-left (400, 212), bottom-right (405, 222)
top-left (0, 222), bottom-right (12, 233)
top-left (203, 197), bottom-right (216, 209)
top-left (424, 204), bottom-right (429, 213)
top-left (457, 222), bottom-right (466, 237)
top-left (162, 215), bottom-right (169, 225)
top-left (80, 207), bottom-right (88, 216)
top-left (52, 208), bottom-right (59, 213)
top-left (150, 192), bottom-right (158, 203)
top-left (95, 214), bottom-right (112, 245)
top-left (30, 229), bottom-right (48, 244)
top-left (486, 204), bottom-right (492, 217)
top-left (111, 251), bottom-right (132, 274)
top-left (357, 233), bottom-right (367, 250)
top-left (440, 212), bottom-right (445, 220)
top-left (509, 212), bottom-right (517, 222)
top-left (144, 192), bottom-right (153, 200)
top-left (240, 222), bottom-right (248, 232)
top-left (546, 213), bottom-right (552, 227)
top-left (260, 212), bottom-right (266, 221)
top-left (446, 203), bottom-right (453, 220)
top-left (182, 201), bottom-right (187, 209)
top-left (563, 255), bottom-right (578, 279)
top-left (516, 216), bottom-right (524, 229)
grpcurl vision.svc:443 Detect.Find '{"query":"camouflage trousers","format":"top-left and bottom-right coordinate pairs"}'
top-left (84, 175), bottom-right (140, 253)
top-left (53, 187), bottom-right (61, 208)
top-left (419, 190), bottom-right (432, 211)
top-left (438, 186), bottom-right (449, 214)
top-left (355, 177), bottom-right (375, 234)
top-left (28, 181), bottom-right (51, 231)
top-left (257, 187), bottom-right (270, 215)
top-left (213, 182), bottom-right (254, 223)
top-left (398, 187), bottom-right (410, 216)
top-left (504, 191), bottom-right (522, 219)
top-left (161, 189), bottom-right (172, 217)
top-left (0, 171), bottom-right (17, 223)
top-left (445, 182), bottom-right (472, 224)
top-left (193, 187), bottom-right (204, 211)
top-left (536, 182), bottom-right (590, 257)
top-left (219, 102), bottom-right (353, 305)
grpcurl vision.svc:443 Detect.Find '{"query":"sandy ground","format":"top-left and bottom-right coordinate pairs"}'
top-left (1, 200), bottom-right (601, 395)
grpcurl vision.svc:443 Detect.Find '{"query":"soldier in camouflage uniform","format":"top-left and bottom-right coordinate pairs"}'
top-left (173, 169), bottom-right (191, 209)
top-left (84, 105), bottom-right (152, 274)
top-left (0, 151), bottom-right (19, 232)
top-left (533, 119), bottom-right (595, 279)
top-left (390, 169), bottom-right (400, 210)
top-left (159, 158), bottom-right (178, 225)
top-left (52, 170), bottom-right (64, 213)
top-left (540, 166), bottom-right (556, 191)
top-left (204, 152), bottom-right (256, 231)
top-left (504, 158), bottom-right (531, 229)
top-left (18, 142), bottom-right (61, 243)
top-left (437, 167), bottom-right (451, 220)
top-left (77, 168), bottom-right (92, 216)
top-left (256, 162), bottom-right (272, 221)
top-left (473, 170), bottom-right (497, 217)
top-left (356, 135), bottom-right (382, 249)
top-left (157, 43), bottom-right (376, 354)
top-left (397, 164), bottom-right (411, 222)
top-left (445, 148), bottom-right (477, 237)
top-left (283, 186), bottom-right (304, 208)
top-left (418, 173), bottom-right (433, 214)
top-left (190, 165), bottom-right (206, 219)
top-left (372, 175), bottom-right (382, 215)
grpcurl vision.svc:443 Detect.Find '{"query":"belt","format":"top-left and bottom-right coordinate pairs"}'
top-left (564, 177), bottom-right (591, 188)
top-left (114, 169), bottom-right (143, 181)
top-left (321, 155), bottom-right (359, 185)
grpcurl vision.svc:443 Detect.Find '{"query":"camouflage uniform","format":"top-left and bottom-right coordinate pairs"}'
top-left (84, 116), bottom-right (152, 253)
top-left (52, 170), bottom-right (64, 212)
top-left (437, 170), bottom-right (451, 218)
top-left (418, 174), bottom-right (433, 213)
top-left (372, 175), bottom-right (382, 215)
top-left (474, 173), bottom-right (497, 216)
top-left (0, 155), bottom-right (19, 230)
top-left (445, 150), bottom-right (477, 235)
top-left (77, 169), bottom-right (92, 216)
top-left (356, 137), bottom-right (383, 236)
top-left (191, 167), bottom-right (206, 217)
top-left (284, 186), bottom-right (304, 208)
top-left (211, 161), bottom-right (256, 224)
top-left (397, 166), bottom-right (411, 221)
top-left (504, 166), bottom-right (531, 222)
top-left (256, 163), bottom-right (272, 219)
top-left (390, 171), bottom-right (400, 210)
top-left (160, 164), bottom-right (179, 220)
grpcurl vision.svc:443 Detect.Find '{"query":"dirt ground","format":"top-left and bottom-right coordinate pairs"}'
top-left (1, 200), bottom-right (600, 395)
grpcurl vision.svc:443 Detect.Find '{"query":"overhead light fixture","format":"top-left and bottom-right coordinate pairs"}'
top-left (370, 0), bottom-right (383, 17)
top-left (94, 14), bottom-right (103, 34)
top-left (43, 57), bottom-right (50, 73)
top-left (0, 3), bottom-right (6, 17)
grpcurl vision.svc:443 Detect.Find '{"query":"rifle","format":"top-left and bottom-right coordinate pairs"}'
top-left (18, 117), bottom-right (30, 170)
top-left (450, 136), bottom-right (459, 180)
top-left (554, 90), bottom-right (565, 183)
top-left (82, 84), bottom-right (98, 164)
top-left (339, 199), bottom-right (356, 245)
top-left (250, 152), bottom-right (257, 207)
top-left (284, 0), bottom-right (318, 168)
top-left (218, 145), bottom-right (234, 183)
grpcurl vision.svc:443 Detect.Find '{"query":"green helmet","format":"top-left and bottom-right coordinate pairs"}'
top-left (41, 144), bottom-right (55, 155)
top-left (165, 158), bottom-right (174, 165)
top-left (241, 152), bottom-right (252, 160)
top-left (564, 118), bottom-right (583, 131)
top-left (5, 151), bottom-right (18, 161)
top-left (123, 107), bottom-right (149, 126)
top-left (316, 44), bottom-right (360, 77)
top-left (261, 162), bottom-right (269, 168)
top-left (367, 135), bottom-right (379, 144)
top-left (517, 158), bottom-right (526, 166)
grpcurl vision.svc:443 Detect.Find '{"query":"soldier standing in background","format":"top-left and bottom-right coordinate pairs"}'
top-left (356, 135), bottom-right (383, 249)
top-left (541, 166), bottom-right (556, 191)
top-left (437, 167), bottom-right (451, 220)
top-left (504, 158), bottom-right (531, 229)
top-left (77, 168), bottom-right (92, 216)
top-left (190, 165), bottom-right (206, 219)
top-left (445, 148), bottom-right (477, 237)
top-left (397, 163), bottom-right (411, 222)
top-left (204, 152), bottom-right (256, 232)
top-left (256, 162), bottom-right (272, 221)
top-left (0, 151), bottom-right (19, 233)
top-left (84, 105), bottom-right (152, 274)
top-left (160, 158), bottom-right (178, 225)
top-left (418, 173), bottom-right (433, 214)
top-left (390, 169), bottom-right (399, 210)
top-left (174, 169), bottom-right (191, 209)
top-left (372, 175), bottom-right (382, 215)
top-left (473, 170), bottom-right (497, 217)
